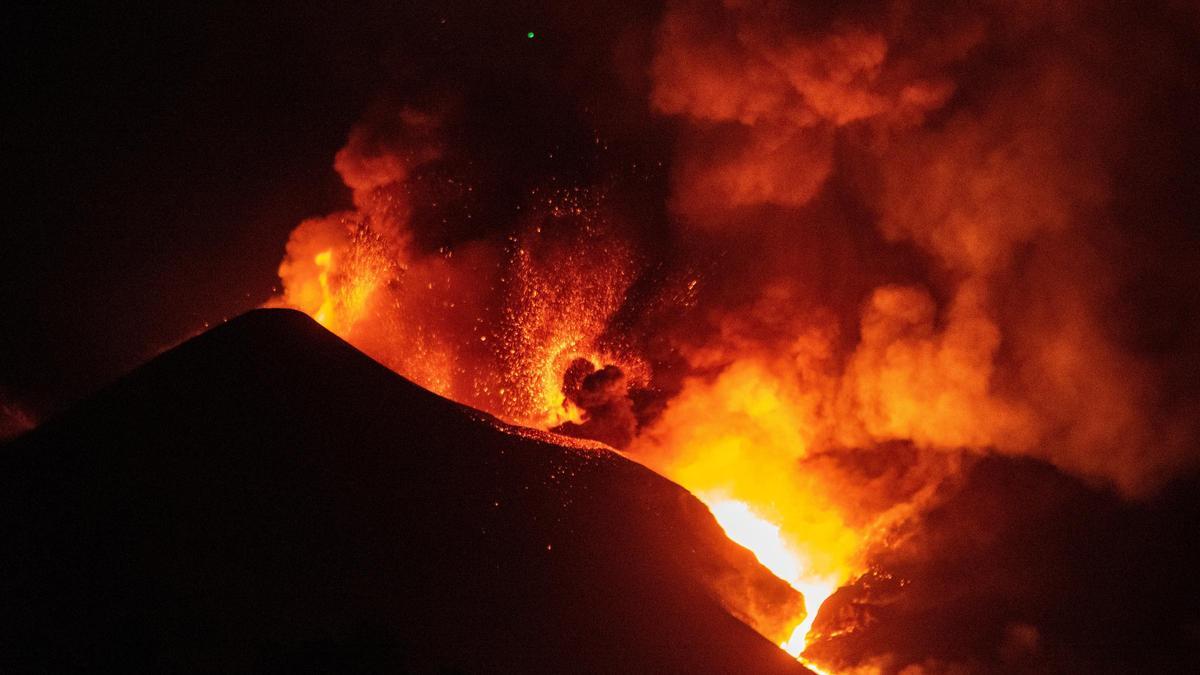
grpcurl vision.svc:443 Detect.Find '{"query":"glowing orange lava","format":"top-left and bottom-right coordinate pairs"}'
top-left (629, 359), bottom-right (869, 670)
top-left (706, 498), bottom-right (842, 670)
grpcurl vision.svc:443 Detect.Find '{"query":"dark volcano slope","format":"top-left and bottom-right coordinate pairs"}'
top-left (0, 309), bottom-right (808, 674)
top-left (804, 454), bottom-right (1200, 674)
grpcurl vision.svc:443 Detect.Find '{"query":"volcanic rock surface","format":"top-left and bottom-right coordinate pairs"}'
top-left (0, 309), bottom-right (810, 673)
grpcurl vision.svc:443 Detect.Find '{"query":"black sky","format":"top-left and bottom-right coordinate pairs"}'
top-left (4, 1), bottom-right (653, 416)
top-left (6, 2), bottom-right (372, 414)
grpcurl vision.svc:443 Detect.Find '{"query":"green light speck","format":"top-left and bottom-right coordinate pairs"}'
top-left (527, 31), bottom-right (535, 39)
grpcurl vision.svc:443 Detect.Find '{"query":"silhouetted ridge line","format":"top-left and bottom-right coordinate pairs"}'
top-left (1, 309), bottom-right (809, 674)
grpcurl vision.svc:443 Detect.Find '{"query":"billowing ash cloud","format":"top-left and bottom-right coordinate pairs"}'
top-left (268, 0), bottom-right (1200, 670)
top-left (640, 0), bottom-right (1200, 497)
top-left (552, 359), bottom-right (639, 449)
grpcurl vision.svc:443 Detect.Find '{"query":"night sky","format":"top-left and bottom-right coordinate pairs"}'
top-left (4, 1), bottom-right (660, 417)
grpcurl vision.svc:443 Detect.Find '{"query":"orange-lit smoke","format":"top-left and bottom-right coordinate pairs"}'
top-left (646, 0), bottom-right (1196, 495)
top-left (269, 1), bottom-right (1200, 671)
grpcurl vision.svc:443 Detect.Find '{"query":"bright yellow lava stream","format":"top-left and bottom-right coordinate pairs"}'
top-left (706, 498), bottom-right (839, 673)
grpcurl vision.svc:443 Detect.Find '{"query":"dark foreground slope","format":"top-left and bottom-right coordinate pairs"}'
top-left (0, 309), bottom-right (808, 673)
top-left (804, 453), bottom-right (1200, 674)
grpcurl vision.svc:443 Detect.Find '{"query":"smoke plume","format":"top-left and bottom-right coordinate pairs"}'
top-left (639, 0), bottom-right (1199, 497)
top-left (268, 0), bottom-right (1200, 670)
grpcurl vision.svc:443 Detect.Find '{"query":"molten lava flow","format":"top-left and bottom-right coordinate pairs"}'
top-left (706, 498), bottom-right (842, 664)
top-left (627, 358), bottom-right (873, 671)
